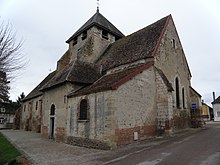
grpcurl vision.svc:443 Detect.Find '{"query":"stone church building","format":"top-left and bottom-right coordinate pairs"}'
top-left (21, 9), bottom-right (197, 149)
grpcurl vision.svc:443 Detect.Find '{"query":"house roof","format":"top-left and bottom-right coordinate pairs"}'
top-left (66, 9), bottom-right (124, 43)
top-left (96, 15), bottom-right (170, 71)
top-left (41, 61), bottom-right (101, 91)
top-left (22, 71), bottom-right (56, 102)
top-left (68, 61), bottom-right (154, 97)
top-left (212, 96), bottom-right (220, 104)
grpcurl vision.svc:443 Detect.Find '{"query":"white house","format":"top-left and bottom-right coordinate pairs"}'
top-left (212, 96), bottom-right (220, 121)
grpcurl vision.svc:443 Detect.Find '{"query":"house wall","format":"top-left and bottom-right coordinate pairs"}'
top-left (154, 19), bottom-right (191, 129)
top-left (201, 104), bottom-right (210, 121)
top-left (67, 65), bottom-right (160, 148)
top-left (213, 104), bottom-right (220, 121)
top-left (190, 89), bottom-right (202, 119)
top-left (21, 96), bottom-right (42, 132)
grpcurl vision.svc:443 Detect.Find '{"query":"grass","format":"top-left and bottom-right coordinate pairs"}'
top-left (0, 132), bottom-right (21, 165)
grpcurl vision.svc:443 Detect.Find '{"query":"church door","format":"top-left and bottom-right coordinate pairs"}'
top-left (49, 104), bottom-right (55, 139)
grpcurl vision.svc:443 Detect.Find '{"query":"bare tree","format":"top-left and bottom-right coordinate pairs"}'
top-left (0, 20), bottom-right (25, 101)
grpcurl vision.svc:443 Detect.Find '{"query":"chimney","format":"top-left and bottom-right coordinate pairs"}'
top-left (213, 92), bottom-right (216, 101)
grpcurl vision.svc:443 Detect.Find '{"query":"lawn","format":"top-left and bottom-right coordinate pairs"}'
top-left (0, 132), bottom-right (21, 164)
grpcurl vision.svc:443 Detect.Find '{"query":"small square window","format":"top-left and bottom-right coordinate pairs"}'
top-left (82, 31), bottom-right (87, 40)
top-left (0, 108), bottom-right (5, 113)
top-left (72, 37), bottom-right (77, 46)
top-left (102, 30), bottom-right (109, 40)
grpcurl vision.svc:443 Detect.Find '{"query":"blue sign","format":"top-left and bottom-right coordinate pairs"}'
top-left (191, 104), bottom-right (197, 109)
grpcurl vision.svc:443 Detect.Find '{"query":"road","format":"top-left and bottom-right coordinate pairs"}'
top-left (104, 122), bottom-right (220, 165)
top-left (1, 122), bottom-right (220, 165)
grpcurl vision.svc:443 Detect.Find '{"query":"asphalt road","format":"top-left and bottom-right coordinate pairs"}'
top-left (105, 122), bottom-right (220, 165)
top-left (1, 122), bottom-right (220, 165)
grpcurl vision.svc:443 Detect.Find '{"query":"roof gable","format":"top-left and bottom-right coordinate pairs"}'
top-left (212, 96), bottom-right (220, 104)
top-left (66, 10), bottom-right (124, 43)
top-left (96, 15), bottom-right (169, 71)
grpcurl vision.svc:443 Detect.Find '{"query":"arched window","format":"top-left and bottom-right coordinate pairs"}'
top-left (182, 88), bottom-right (185, 109)
top-left (175, 77), bottom-right (180, 108)
top-left (50, 104), bottom-right (55, 115)
top-left (79, 99), bottom-right (88, 120)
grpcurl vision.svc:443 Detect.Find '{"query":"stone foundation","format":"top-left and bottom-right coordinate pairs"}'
top-left (67, 136), bottom-right (111, 150)
top-left (42, 126), bottom-right (48, 138)
top-left (115, 125), bottom-right (157, 146)
top-left (55, 127), bottom-right (66, 142)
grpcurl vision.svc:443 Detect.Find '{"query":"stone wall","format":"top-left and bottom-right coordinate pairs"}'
top-left (155, 70), bottom-right (173, 133)
top-left (20, 96), bottom-right (42, 133)
top-left (42, 83), bottom-right (80, 142)
top-left (67, 65), bottom-right (158, 148)
top-left (154, 18), bottom-right (191, 111)
top-left (154, 18), bottom-right (191, 131)
top-left (68, 26), bottom-right (113, 64)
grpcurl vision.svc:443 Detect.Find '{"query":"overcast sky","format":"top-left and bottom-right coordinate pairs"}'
top-left (1, 0), bottom-right (220, 105)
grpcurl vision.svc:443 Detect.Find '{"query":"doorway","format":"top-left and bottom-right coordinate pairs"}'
top-left (49, 104), bottom-right (55, 139)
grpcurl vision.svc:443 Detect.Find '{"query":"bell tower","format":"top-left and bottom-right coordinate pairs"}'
top-left (64, 7), bottom-right (124, 64)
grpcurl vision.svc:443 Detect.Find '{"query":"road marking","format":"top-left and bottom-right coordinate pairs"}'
top-left (200, 152), bottom-right (220, 165)
top-left (136, 152), bottom-right (171, 165)
top-left (103, 147), bottom-right (152, 164)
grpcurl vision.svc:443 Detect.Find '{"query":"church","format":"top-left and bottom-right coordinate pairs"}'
top-left (21, 8), bottom-right (199, 149)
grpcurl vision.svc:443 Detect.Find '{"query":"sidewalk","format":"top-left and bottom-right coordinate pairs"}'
top-left (0, 127), bottom-right (205, 165)
top-left (0, 130), bottom-right (107, 165)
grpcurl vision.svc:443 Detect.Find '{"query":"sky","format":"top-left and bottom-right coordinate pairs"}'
top-left (0, 0), bottom-right (220, 105)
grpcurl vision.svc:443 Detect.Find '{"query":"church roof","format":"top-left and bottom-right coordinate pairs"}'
top-left (69, 61), bottom-right (154, 97)
top-left (22, 71), bottom-right (56, 102)
top-left (66, 10), bottom-right (124, 43)
top-left (96, 15), bottom-right (169, 71)
top-left (41, 61), bottom-right (101, 91)
top-left (212, 96), bottom-right (220, 104)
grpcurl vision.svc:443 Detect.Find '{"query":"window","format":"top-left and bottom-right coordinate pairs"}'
top-left (175, 77), bottom-right (180, 108)
top-left (35, 101), bottom-right (38, 110)
top-left (23, 105), bottom-right (26, 112)
top-left (172, 39), bottom-right (176, 48)
top-left (217, 111), bottom-right (220, 117)
top-left (0, 108), bottom-right (5, 113)
top-left (79, 99), bottom-right (88, 120)
top-left (72, 37), bottom-right (77, 46)
top-left (102, 30), bottom-right (109, 40)
top-left (182, 88), bottom-right (185, 109)
top-left (50, 104), bottom-right (55, 115)
top-left (0, 118), bottom-right (4, 124)
top-left (81, 31), bottom-right (87, 40)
